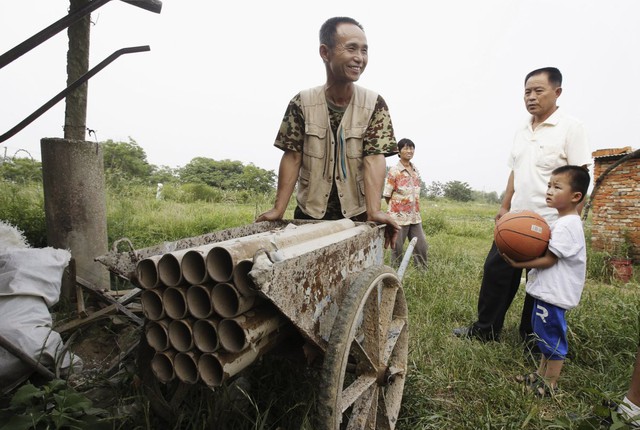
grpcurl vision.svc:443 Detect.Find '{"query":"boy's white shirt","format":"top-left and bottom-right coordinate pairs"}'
top-left (525, 214), bottom-right (586, 310)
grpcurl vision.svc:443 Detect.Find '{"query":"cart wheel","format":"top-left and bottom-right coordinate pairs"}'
top-left (317, 265), bottom-right (408, 430)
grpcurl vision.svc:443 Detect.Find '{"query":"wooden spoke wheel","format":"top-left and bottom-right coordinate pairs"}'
top-left (317, 265), bottom-right (409, 430)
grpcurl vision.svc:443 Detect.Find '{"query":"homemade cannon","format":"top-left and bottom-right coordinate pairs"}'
top-left (98, 219), bottom-right (410, 429)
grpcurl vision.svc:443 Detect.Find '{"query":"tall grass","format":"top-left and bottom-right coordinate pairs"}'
top-left (1, 182), bottom-right (639, 429)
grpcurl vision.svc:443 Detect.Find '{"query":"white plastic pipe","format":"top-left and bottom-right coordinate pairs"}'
top-left (135, 254), bottom-right (163, 289)
top-left (218, 306), bottom-right (285, 353)
top-left (186, 283), bottom-right (216, 319)
top-left (141, 287), bottom-right (166, 321)
top-left (211, 282), bottom-right (258, 318)
top-left (174, 351), bottom-right (200, 384)
top-left (163, 286), bottom-right (189, 320)
top-left (151, 349), bottom-right (176, 383)
top-left (193, 317), bottom-right (221, 353)
top-left (145, 318), bottom-right (171, 352)
top-left (168, 318), bottom-right (196, 352)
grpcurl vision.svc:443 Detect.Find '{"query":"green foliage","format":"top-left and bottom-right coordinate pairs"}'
top-left (425, 181), bottom-right (444, 199)
top-left (0, 380), bottom-right (110, 430)
top-left (178, 158), bottom-right (276, 193)
top-left (102, 138), bottom-right (153, 181)
top-left (0, 157), bottom-right (42, 183)
top-left (443, 180), bottom-right (473, 202)
top-left (149, 164), bottom-right (178, 185)
top-left (0, 180), bottom-right (46, 247)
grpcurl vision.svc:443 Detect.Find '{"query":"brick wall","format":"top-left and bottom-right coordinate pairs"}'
top-left (590, 147), bottom-right (639, 262)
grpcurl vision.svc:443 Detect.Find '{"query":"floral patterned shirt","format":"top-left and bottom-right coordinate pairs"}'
top-left (383, 161), bottom-right (423, 226)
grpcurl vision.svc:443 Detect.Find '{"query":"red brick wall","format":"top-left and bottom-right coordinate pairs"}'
top-left (590, 152), bottom-right (639, 262)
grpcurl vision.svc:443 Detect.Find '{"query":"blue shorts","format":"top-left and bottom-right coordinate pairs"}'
top-left (532, 299), bottom-right (568, 360)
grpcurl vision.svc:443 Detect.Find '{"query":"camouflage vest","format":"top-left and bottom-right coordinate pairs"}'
top-left (297, 85), bottom-right (378, 219)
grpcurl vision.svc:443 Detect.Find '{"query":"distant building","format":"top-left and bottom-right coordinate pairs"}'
top-left (589, 147), bottom-right (639, 262)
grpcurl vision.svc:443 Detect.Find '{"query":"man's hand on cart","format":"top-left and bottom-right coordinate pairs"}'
top-left (367, 210), bottom-right (400, 249)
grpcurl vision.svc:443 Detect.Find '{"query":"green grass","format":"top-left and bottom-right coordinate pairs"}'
top-left (1, 182), bottom-right (639, 429)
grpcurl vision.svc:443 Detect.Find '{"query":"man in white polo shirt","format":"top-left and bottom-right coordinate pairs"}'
top-left (454, 67), bottom-right (592, 344)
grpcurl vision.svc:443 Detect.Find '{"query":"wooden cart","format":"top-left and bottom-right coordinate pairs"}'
top-left (98, 219), bottom-right (409, 429)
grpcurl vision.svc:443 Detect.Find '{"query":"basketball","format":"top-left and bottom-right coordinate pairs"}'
top-left (494, 210), bottom-right (550, 261)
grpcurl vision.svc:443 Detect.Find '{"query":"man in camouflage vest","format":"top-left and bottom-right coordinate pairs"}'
top-left (256, 16), bottom-right (399, 247)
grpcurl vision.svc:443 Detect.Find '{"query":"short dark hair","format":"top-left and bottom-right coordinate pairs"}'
top-left (525, 67), bottom-right (563, 88)
top-left (319, 17), bottom-right (364, 48)
top-left (552, 165), bottom-right (590, 203)
top-left (397, 138), bottom-right (415, 152)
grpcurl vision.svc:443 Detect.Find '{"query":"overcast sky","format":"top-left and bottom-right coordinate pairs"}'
top-left (2, 1), bottom-right (639, 193)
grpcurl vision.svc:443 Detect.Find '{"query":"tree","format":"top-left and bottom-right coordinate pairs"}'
top-left (178, 158), bottom-right (276, 193)
top-left (0, 157), bottom-right (42, 183)
top-left (102, 138), bottom-right (153, 180)
top-left (425, 181), bottom-right (444, 199)
top-left (444, 180), bottom-right (473, 202)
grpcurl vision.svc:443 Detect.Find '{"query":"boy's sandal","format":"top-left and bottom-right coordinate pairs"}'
top-left (515, 373), bottom-right (540, 385)
top-left (528, 378), bottom-right (559, 398)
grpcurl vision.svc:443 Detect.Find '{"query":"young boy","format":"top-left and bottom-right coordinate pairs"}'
top-left (502, 165), bottom-right (590, 396)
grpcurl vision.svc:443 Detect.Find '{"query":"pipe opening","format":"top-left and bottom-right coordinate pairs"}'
top-left (168, 319), bottom-right (194, 352)
top-left (186, 284), bottom-right (214, 319)
top-left (182, 250), bottom-right (208, 285)
top-left (193, 318), bottom-right (220, 353)
top-left (218, 319), bottom-right (245, 353)
top-left (211, 283), bottom-right (240, 318)
top-left (206, 247), bottom-right (233, 283)
top-left (232, 259), bottom-right (257, 296)
top-left (146, 319), bottom-right (170, 351)
top-left (174, 352), bottom-right (199, 384)
top-left (198, 353), bottom-right (223, 387)
top-left (136, 258), bottom-right (160, 289)
top-left (141, 288), bottom-right (165, 320)
top-left (158, 253), bottom-right (182, 287)
top-left (151, 351), bottom-right (175, 383)
top-left (164, 286), bottom-right (188, 320)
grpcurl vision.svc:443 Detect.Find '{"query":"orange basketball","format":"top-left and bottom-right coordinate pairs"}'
top-left (494, 210), bottom-right (550, 261)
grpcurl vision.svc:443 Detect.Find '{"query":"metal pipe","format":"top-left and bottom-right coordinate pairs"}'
top-left (141, 287), bottom-right (166, 320)
top-left (135, 254), bottom-right (163, 290)
top-left (151, 349), bottom-right (176, 383)
top-left (1, 46), bottom-right (150, 143)
top-left (145, 318), bottom-right (171, 352)
top-left (168, 318), bottom-right (196, 352)
top-left (181, 245), bottom-right (214, 286)
top-left (254, 225), bottom-right (371, 264)
top-left (396, 237), bottom-right (418, 281)
top-left (174, 351), bottom-right (200, 384)
top-left (163, 286), bottom-right (189, 320)
top-left (186, 283), bottom-right (216, 319)
top-left (206, 219), bottom-right (355, 283)
top-left (232, 259), bottom-right (257, 297)
top-left (211, 282), bottom-right (257, 318)
top-left (158, 249), bottom-right (190, 287)
top-left (193, 317), bottom-right (221, 353)
top-left (218, 307), bottom-right (285, 353)
top-left (198, 327), bottom-right (289, 387)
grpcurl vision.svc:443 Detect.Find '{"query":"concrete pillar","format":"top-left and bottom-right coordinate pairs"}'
top-left (41, 138), bottom-right (110, 293)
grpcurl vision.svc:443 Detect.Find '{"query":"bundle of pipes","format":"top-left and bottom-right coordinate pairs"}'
top-left (137, 219), bottom-right (363, 386)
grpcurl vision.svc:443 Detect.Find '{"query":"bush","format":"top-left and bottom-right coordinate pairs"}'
top-left (0, 180), bottom-right (47, 247)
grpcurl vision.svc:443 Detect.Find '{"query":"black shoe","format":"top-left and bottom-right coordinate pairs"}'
top-left (453, 325), bottom-right (498, 342)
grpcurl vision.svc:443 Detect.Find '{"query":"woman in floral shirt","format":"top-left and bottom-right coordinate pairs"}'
top-left (383, 138), bottom-right (428, 268)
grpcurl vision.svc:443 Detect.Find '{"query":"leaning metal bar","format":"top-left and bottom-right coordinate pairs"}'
top-left (0, 45), bottom-right (150, 144)
top-left (0, 0), bottom-right (161, 70)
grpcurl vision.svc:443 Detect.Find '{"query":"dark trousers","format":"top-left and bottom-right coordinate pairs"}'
top-left (472, 241), bottom-right (534, 339)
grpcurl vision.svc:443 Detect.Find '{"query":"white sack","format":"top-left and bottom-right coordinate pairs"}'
top-left (0, 246), bottom-right (82, 390)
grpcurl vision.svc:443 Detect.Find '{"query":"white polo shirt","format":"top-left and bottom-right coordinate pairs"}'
top-left (508, 108), bottom-right (592, 223)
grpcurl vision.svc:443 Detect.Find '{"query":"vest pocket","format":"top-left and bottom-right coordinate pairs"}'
top-left (304, 123), bottom-right (327, 158)
top-left (344, 127), bottom-right (365, 158)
